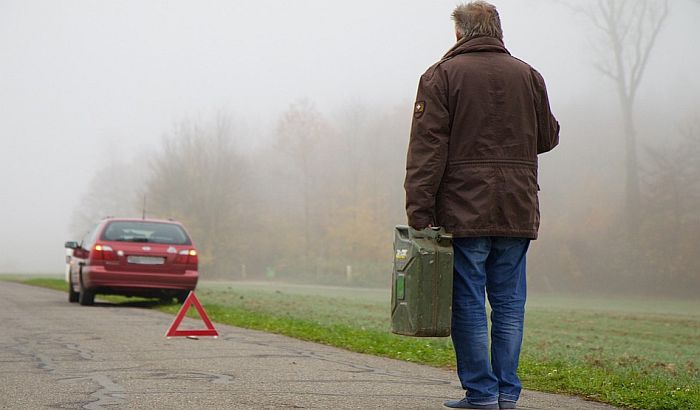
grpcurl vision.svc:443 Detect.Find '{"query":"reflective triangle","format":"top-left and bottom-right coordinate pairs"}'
top-left (165, 291), bottom-right (219, 338)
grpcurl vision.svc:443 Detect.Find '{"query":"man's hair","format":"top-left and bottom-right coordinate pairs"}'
top-left (451, 1), bottom-right (503, 41)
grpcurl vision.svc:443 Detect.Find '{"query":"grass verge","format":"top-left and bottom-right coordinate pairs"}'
top-left (11, 277), bottom-right (700, 410)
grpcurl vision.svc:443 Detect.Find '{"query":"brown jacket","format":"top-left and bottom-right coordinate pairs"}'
top-left (404, 36), bottom-right (559, 239)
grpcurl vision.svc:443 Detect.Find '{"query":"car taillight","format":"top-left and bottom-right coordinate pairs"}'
top-left (92, 244), bottom-right (117, 261)
top-left (175, 249), bottom-right (198, 265)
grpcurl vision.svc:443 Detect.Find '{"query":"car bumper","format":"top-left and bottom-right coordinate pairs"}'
top-left (84, 266), bottom-right (198, 291)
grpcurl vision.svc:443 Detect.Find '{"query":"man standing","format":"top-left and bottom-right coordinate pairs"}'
top-left (404, 2), bottom-right (559, 409)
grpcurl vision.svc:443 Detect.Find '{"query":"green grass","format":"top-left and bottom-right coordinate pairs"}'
top-left (17, 277), bottom-right (67, 291)
top-left (8, 276), bottom-right (699, 409)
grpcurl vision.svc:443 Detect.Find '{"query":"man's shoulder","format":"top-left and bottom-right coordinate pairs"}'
top-left (420, 57), bottom-right (454, 82)
top-left (508, 55), bottom-right (541, 74)
top-left (508, 56), bottom-right (548, 85)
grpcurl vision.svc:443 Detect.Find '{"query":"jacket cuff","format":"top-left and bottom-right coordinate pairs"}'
top-left (408, 216), bottom-right (432, 230)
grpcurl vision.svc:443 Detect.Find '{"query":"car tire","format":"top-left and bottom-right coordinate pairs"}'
top-left (68, 274), bottom-right (79, 303)
top-left (78, 273), bottom-right (95, 306)
top-left (176, 291), bottom-right (190, 304)
top-left (158, 295), bottom-right (174, 305)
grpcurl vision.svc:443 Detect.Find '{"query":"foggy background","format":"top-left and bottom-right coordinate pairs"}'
top-left (1, 0), bottom-right (698, 296)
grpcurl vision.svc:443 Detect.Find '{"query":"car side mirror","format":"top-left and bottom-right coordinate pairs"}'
top-left (64, 241), bottom-right (79, 249)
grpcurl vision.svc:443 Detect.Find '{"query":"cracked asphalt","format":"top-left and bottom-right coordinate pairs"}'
top-left (0, 282), bottom-right (617, 409)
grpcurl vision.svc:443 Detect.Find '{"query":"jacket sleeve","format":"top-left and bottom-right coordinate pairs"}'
top-left (532, 69), bottom-right (560, 154)
top-left (404, 67), bottom-right (450, 230)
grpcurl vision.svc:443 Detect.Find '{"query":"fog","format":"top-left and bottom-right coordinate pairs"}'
top-left (1, 0), bottom-right (698, 296)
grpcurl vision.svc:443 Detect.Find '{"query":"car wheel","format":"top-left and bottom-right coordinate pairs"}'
top-left (176, 291), bottom-right (190, 304)
top-left (68, 274), bottom-right (79, 303)
top-left (158, 295), bottom-right (174, 305)
top-left (78, 273), bottom-right (95, 306)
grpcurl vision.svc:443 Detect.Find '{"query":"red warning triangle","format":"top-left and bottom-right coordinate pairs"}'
top-left (165, 291), bottom-right (219, 338)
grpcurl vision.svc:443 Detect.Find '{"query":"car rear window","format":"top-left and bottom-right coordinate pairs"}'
top-left (101, 221), bottom-right (192, 245)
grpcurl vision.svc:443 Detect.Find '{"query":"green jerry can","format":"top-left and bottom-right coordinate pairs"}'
top-left (391, 225), bottom-right (454, 337)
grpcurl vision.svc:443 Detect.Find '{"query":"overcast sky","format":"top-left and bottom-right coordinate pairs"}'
top-left (1, 0), bottom-right (698, 273)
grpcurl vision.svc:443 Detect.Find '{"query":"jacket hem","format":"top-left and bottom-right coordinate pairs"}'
top-left (449, 228), bottom-right (538, 240)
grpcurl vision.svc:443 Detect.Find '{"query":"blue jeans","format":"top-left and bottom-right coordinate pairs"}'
top-left (451, 237), bottom-right (529, 405)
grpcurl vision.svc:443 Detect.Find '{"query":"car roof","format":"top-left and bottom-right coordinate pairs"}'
top-left (101, 218), bottom-right (184, 225)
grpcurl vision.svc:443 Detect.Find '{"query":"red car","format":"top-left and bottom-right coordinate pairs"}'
top-left (65, 218), bottom-right (199, 306)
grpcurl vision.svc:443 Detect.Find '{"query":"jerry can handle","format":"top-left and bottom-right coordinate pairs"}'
top-left (434, 228), bottom-right (452, 244)
top-left (407, 226), bottom-right (452, 242)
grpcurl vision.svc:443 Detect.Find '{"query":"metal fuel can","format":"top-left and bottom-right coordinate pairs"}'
top-left (391, 225), bottom-right (453, 337)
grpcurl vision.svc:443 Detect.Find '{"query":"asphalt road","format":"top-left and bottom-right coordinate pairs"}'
top-left (0, 282), bottom-right (617, 409)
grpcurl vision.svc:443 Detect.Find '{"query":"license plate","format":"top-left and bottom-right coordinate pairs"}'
top-left (127, 256), bottom-right (165, 265)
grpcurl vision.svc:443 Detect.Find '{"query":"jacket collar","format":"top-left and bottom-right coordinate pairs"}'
top-left (442, 36), bottom-right (510, 60)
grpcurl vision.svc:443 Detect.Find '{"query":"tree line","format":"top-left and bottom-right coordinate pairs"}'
top-left (71, 0), bottom-right (699, 296)
top-left (71, 101), bottom-right (409, 286)
top-left (70, 99), bottom-right (699, 296)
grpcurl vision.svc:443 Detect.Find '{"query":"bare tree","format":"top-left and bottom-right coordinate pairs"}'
top-left (639, 116), bottom-right (700, 292)
top-left (564, 0), bottom-right (669, 234)
top-left (276, 100), bottom-right (329, 275)
top-left (70, 157), bottom-right (147, 238)
top-left (642, 140), bottom-right (695, 235)
top-left (146, 114), bottom-right (250, 276)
